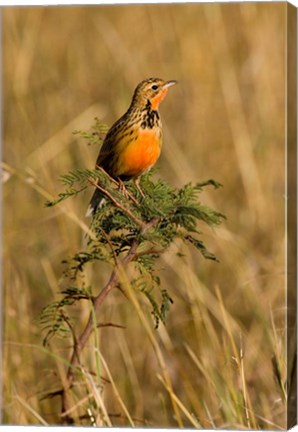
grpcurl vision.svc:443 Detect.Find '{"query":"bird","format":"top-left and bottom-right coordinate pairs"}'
top-left (87, 77), bottom-right (177, 216)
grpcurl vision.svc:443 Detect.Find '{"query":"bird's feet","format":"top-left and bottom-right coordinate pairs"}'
top-left (118, 178), bottom-right (139, 206)
top-left (134, 178), bottom-right (145, 199)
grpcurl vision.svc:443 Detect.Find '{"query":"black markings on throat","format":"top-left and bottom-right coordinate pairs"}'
top-left (141, 100), bottom-right (160, 129)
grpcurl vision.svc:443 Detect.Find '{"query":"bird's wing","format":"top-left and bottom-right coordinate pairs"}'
top-left (96, 114), bottom-right (127, 164)
top-left (95, 111), bottom-right (137, 170)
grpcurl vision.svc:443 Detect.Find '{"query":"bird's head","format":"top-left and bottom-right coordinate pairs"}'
top-left (131, 77), bottom-right (177, 111)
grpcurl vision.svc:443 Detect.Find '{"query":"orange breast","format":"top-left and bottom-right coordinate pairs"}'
top-left (119, 129), bottom-right (162, 177)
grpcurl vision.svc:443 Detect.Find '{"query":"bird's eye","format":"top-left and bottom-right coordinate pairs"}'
top-left (151, 84), bottom-right (158, 90)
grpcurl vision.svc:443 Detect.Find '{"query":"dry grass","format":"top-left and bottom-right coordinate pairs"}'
top-left (3, 3), bottom-right (288, 428)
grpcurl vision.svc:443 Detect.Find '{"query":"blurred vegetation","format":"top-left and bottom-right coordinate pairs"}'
top-left (3, 3), bottom-right (288, 428)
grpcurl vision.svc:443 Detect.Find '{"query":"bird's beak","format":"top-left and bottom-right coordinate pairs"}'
top-left (163, 80), bottom-right (178, 89)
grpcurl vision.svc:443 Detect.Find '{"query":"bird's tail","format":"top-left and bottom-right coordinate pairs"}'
top-left (86, 186), bottom-right (105, 217)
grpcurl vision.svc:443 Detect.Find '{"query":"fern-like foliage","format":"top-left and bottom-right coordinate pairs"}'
top-left (41, 123), bottom-right (225, 344)
top-left (40, 285), bottom-right (93, 346)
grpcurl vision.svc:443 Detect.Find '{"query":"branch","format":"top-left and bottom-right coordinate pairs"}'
top-left (96, 322), bottom-right (126, 329)
top-left (88, 179), bottom-right (145, 228)
top-left (61, 217), bottom-right (155, 422)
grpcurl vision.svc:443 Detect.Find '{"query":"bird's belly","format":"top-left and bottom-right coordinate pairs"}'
top-left (119, 129), bottom-right (161, 177)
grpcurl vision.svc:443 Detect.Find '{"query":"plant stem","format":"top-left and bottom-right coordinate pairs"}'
top-left (88, 179), bottom-right (144, 228)
top-left (61, 234), bottom-right (141, 422)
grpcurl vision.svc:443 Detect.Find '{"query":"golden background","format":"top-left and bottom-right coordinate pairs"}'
top-left (3, 3), bottom-right (287, 427)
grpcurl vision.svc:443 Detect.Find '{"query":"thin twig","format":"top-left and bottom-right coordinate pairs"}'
top-left (60, 311), bottom-right (81, 365)
top-left (118, 177), bottom-right (139, 206)
top-left (95, 165), bottom-right (119, 186)
top-left (100, 228), bottom-right (119, 267)
top-left (96, 166), bottom-right (140, 206)
top-left (96, 322), bottom-right (126, 329)
top-left (40, 388), bottom-right (63, 401)
top-left (88, 179), bottom-right (144, 228)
